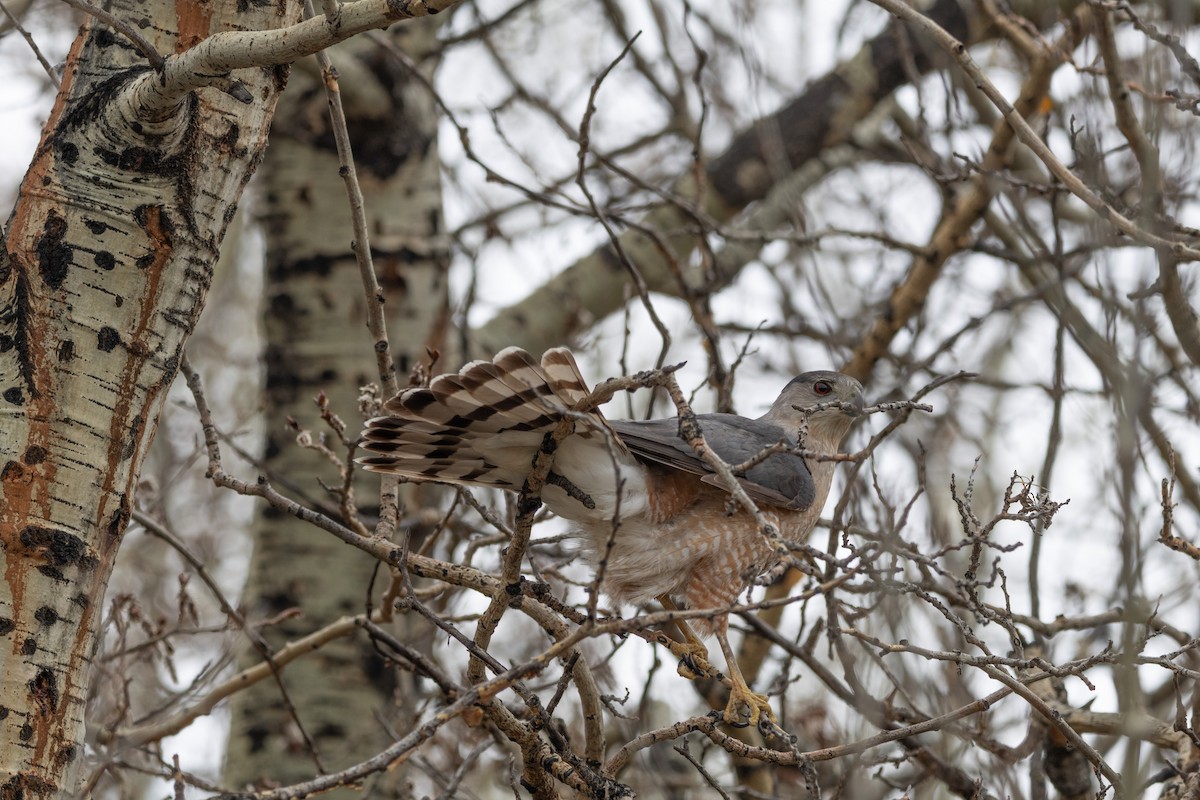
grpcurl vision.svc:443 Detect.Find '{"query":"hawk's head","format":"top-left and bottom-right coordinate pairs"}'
top-left (766, 371), bottom-right (865, 446)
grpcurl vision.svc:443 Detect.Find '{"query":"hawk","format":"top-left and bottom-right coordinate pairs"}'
top-left (359, 347), bottom-right (864, 725)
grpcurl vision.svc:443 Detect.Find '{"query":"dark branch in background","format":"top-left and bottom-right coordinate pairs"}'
top-left (871, 0), bottom-right (1200, 259)
top-left (845, 7), bottom-right (1086, 381)
top-left (472, 0), bottom-right (1068, 355)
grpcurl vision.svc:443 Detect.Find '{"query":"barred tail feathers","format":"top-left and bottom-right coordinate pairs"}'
top-left (359, 348), bottom-right (645, 521)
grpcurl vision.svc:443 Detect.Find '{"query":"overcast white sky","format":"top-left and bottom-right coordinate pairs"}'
top-left (2, 1), bottom-right (1199, 795)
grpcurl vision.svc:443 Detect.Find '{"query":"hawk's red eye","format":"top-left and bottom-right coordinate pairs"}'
top-left (813, 380), bottom-right (833, 396)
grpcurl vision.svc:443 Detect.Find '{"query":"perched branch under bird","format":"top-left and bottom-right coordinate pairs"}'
top-left (359, 347), bottom-right (864, 726)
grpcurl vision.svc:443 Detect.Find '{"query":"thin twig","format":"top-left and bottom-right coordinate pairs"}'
top-left (57, 0), bottom-right (165, 69)
top-left (0, 0), bottom-right (59, 86)
top-left (868, 0), bottom-right (1200, 260)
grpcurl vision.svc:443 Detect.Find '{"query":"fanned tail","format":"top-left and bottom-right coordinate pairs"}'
top-left (358, 348), bottom-right (632, 508)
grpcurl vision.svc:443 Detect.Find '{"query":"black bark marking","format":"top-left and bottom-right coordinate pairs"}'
top-left (29, 668), bottom-right (59, 715)
top-left (11, 270), bottom-right (37, 396)
top-left (0, 334), bottom-right (12, 352)
top-left (262, 590), bottom-right (299, 615)
top-left (0, 618), bottom-right (14, 635)
top-left (23, 445), bottom-right (46, 465)
top-left (33, 607), bottom-right (58, 626)
top-left (36, 211), bottom-right (72, 289)
top-left (134, 204), bottom-right (177, 238)
top-left (114, 147), bottom-right (167, 172)
top-left (1, 461), bottom-right (21, 480)
top-left (97, 326), bottom-right (121, 352)
top-left (55, 744), bottom-right (78, 767)
top-left (0, 772), bottom-right (56, 800)
top-left (84, 219), bottom-right (109, 235)
top-left (71, 592), bottom-right (89, 608)
top-left (35, 563), bottom-right (63, 582)
top-left (35, 566), bottom-right (66, 582)
top-left (596, 242), bottom-right (625, 274)
top-left (4, 387), bottom-right (24, 405)
top-left (267, 292), bottom-right (294, 315)
top-left (246, 723), bottom-right (269, 753)
top-left (19, 526), bottom-right (95, 569)
top-left (271, 254), bottom-right (336, 278)
top-left (295, 51), bottom-right (437, 180)
top-left (216, 122), bottom-right (243, 156)
top-left (21, 637), bottom-right (36, 656)
top-left (316, 722), bottom-right (346, 739)
top-left (18, 724), bottom-right (33, 741)
top-left (271, 64), bottom-right (289, 92)
top-left (57, 339), bottom-right (75, 362)
top-left (94, 251), bottom-right (116, 271)
top-left (107, 495), bottom-right (131, 541)
top-left (56, 140), bottom-right (79, 165)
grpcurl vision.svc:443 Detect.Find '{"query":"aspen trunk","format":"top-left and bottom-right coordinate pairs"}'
top-left (223, 24), bottom-right (450, 791)
top-left (0, 0), bottom-right (297, 794)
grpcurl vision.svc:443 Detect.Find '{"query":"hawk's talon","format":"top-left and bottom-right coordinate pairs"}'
top-left (715, 623), bottom-right (776, 728)
top-left (667, 639), bottom-right (713, 680)
top-left (658, 595), bottom-right (714, 680)
top-left (722, 684), bottom-right (775, 728)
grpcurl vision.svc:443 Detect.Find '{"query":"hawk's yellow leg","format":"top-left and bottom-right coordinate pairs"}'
top-left (715, 623), bottom-right (775, 727)
top-left (657, 595), bottom-right (713, 679)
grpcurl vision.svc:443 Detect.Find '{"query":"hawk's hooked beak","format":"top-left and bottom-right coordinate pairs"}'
top-left (843, 391), bottom-right (866, 418)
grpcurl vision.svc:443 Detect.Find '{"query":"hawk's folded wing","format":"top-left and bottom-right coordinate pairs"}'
top-left (608, 414), bottom-right (815, 510)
